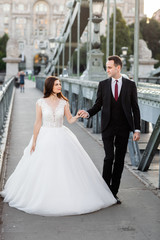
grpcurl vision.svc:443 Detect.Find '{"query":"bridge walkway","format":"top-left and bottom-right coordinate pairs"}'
top-left (0, 80), bottom-right (159, 240)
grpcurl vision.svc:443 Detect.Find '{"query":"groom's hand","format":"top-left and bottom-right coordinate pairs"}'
top-left (78, 110), bottom-right (89, 118)
top-left (133, 132), bottom-right (140, 141)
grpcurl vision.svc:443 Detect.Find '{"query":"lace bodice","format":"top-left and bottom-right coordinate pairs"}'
top-left (36, 98), bottom-right (67, 128)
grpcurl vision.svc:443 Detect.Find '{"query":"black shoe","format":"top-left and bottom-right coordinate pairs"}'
top-left (115, 196), bottom-right (121, 204)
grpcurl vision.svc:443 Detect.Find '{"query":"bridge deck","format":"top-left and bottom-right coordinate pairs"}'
top-left (0, 80), bottom-right (160, 240)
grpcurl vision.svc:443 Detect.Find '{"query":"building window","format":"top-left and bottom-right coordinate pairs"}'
top-left (39, 18), bottom-right (44, 25)
top-left (59, 5), bottom-right (64, 12)
top-left (35, 29), bottom-right (38, 36)
top-left (36, 3), bottom-right (47, 13)
top-left (4, 17), bottom-right (9, 24)
top-left (19, 42), bottom-right (24, 51)
top-left (129, 7), bottom-right (135, 14)
top-left (53, 5), bottom-right (58, 14)
top-left (16, 18), bottom-right (26, 24)
top-left (18, 4), bottom-right (24, 11)
top-left (34, 40), bottom-right (39, 49)
top-left (39, 29), bottom-right (43, 36)
top-left (3, 4), bottom-right (10, 12)
top-left (4, 28), bottom-right (8, 34)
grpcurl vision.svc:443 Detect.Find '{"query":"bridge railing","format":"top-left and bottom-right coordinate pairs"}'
top-left (0, 77), bottom-right (15, 137)
top-left (36, 76), bottom-right (160, 132)
top-left (138, 77), bottom-right (160, 84)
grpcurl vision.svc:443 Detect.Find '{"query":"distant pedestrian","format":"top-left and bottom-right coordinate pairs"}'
top-left (19, 71), bottom-right (25, 93)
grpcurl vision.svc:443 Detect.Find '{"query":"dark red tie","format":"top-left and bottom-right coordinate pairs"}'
top-left (115, 80), bottom-right (118, 101)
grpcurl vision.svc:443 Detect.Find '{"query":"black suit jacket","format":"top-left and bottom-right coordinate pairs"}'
top-left (87, 77), bottom-right (141, 132)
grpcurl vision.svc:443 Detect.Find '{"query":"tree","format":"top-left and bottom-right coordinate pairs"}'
top-left (140, 17), bottom-right (160, 67)
top-left (0, 33), bottom-right (9, 72)
top-left (100, 8), bottom-right (132, 69)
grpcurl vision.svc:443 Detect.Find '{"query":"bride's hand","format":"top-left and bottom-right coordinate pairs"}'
top-left (75, 111), bottom-right (81, 119)
top-left (30, 142), bottom-right (36, 154)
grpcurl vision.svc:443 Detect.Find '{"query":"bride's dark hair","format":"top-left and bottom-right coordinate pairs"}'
top-left (43, 76), bottom-right (69, 101)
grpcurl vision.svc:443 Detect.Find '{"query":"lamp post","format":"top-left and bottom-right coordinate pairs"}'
top-left (66, 1), bottom-right (74, 76)
top-left (134, 0), bottom-right (139, 85)
top-left (113, 0), bottom-right (116, 55)
top-left (76, 0), bottom-right (81, 77)
top-left (81, 0), bottom-right (106, 81)
top-left (120, 46), bottom-right (128, 73)
top-left (39, 45), bottom-right (46, 76)
top-left (106, 0), bottom-right (110, 62)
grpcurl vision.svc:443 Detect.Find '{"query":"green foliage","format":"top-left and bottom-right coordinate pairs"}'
top-left (140, 17), bottom-right (160, 67)
top-left (101, 8), bottom-right (132, 69)
top-left (0, 33), bottom-right (9, 71)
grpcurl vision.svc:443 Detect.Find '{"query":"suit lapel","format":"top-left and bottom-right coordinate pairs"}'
top-left (120, 77), bottom-right (127, 102)
top-left (105, 78), bottom-right (112, 102)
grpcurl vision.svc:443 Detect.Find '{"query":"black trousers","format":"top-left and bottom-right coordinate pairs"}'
top-left (102, 127), bottom-right (130, 196)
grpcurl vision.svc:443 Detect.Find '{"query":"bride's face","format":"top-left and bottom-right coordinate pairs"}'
top-left (53, 80), bottom-right (62, 94)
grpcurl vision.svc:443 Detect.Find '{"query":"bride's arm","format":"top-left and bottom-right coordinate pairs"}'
top-left (30, 104), bottom-right (42, 153)
top-left (64, 102), bottom-right (80, 124)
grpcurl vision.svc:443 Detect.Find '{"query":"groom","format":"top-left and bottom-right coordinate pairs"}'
top-left (79, 55), bottom-right (140, 204)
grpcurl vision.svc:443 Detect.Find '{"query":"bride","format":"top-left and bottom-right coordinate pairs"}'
top-left (1, 76), bottom-right (116, 216)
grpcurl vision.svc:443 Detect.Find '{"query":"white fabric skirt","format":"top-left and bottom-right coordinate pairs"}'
top-left (1, 126), bottom-right (116, 216)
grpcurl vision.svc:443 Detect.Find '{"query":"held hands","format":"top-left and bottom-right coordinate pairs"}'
top-left (77, 110), bottom-right (89, 118)
top-left (133, 132), bottom-right (140, 141)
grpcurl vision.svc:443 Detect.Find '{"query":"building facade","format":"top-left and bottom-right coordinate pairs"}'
top-left (0, 0), bottom-right (68, 73)
top-left (152, 9), bottom-right (160, 23)
top-left (0, 0), bottom-right (146, 73)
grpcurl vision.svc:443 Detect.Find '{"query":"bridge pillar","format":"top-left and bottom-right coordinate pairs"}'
top-left (3, 38), bottom-right (21, 81)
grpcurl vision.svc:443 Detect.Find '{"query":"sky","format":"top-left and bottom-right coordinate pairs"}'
top-left (144, 0), bottom-right (160, 18)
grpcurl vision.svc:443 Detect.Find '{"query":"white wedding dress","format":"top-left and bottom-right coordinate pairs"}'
top-left (1, 98), bottom-right (116, 216)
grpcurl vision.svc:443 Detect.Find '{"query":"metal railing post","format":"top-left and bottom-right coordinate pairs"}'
top-left (77, 0), bottom-right (81, 77)
top-left (134, 0), bottom-right (139, 85)
top-left (113, 0), bottom-right (116, 55)
top-left (106, 0), bottom-right (110, 61)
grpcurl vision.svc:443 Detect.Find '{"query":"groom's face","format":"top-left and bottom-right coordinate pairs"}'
top-left (106, 60), bottom-right (121, 78)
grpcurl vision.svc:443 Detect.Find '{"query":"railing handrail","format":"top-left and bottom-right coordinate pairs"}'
top-left (0, 77), bottom-right (15, 101)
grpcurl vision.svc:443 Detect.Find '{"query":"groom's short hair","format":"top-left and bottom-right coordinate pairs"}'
top-left (108, 55), bottom-right (122, 68)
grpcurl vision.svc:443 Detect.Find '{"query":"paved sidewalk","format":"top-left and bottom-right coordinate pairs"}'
top-left (0, 80), bottom-right (160, 240)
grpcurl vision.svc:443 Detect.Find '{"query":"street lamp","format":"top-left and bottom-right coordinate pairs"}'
top-left (81, 0), bottom-right (106, 81)
top-left (121, 46), bottom-right (128, 56)
top-left (92, 0), bottom-right (104, 17)
top-left (120, 46), bottom-right (128, 73)
top-left (92, 0), bottom-right (104, 49)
